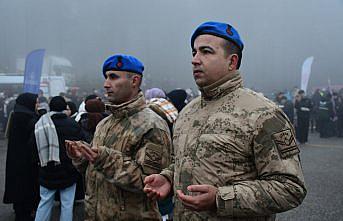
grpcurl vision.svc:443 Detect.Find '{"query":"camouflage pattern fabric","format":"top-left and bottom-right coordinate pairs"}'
top-left (73, 92), bottom-right (172, 221)
top-left (160, 71), bottom-right (306, 221)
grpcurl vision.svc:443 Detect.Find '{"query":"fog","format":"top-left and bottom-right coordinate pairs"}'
top-left (1, 0), bottom-right (343, 94)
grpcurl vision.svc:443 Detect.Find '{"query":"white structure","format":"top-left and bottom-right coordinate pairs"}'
top-left (0, 73), bottom-right (66, 97)
top-left (16, 55), bottom-right (73, 83)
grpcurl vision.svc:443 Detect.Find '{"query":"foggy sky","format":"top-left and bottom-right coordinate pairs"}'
top-left (1, 0), bottom-right (343, 94)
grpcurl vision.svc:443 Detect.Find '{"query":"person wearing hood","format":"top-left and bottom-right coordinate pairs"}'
top-left (3, 92), bottom-right (39, 221)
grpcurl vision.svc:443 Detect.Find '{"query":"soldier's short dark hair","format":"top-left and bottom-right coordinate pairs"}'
top-left (126, 72), bottom-right (143, 87)
top-left (222, 39), bottom-right (242, 69)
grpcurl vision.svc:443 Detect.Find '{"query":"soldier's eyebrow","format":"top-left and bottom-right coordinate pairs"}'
top-left (106, 73), bottom-right (121, 79)
top-left (198, 46), bottom-right (214, 52)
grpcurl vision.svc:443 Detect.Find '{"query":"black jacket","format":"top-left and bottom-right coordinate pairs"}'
top-left (295, 97), bottom-right (313, 119)
top-left (3, 106), bottom-right (39, 203)
top-left (36, 113), bottom-right (85, 189)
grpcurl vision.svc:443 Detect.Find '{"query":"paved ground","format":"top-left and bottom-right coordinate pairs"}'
top-left (277, 133), bottom-right (343, 221)
top-left (0, 133), bottom-right (84, 221)
top-left (0, 132), bottom-right (342, 220)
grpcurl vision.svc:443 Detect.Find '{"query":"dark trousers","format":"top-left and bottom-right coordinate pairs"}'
top-left (13, 203), bottom-right (34, 221)
top-left (318, 118), bottom-right (336, 138)
top-left (297, 117), bottom-right (310, 143)
top-left (337, 116), bottom-right (343, 137)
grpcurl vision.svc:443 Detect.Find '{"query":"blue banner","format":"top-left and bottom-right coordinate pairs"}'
top-left (23, 49), bottom-right (45, 94)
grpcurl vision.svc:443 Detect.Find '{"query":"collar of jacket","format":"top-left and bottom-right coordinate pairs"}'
top-left (105, 91), bottom-right (146, 119)
top-left (199, 70), bottom-right (243, 101)
top-left (50, 112), bottom-right (67, 119)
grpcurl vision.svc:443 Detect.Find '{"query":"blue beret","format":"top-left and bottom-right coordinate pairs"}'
top-left (191, 21), bottom-right (244, 51)
top-left (102, 54), bottom-right (144, 77)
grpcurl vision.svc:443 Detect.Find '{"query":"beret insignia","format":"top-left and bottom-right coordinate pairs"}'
top-left (226, 25), bottom-right (233, 36)
top-left (116, 56), bottom-right (123, 68)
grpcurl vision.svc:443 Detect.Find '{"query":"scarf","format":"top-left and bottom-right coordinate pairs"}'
top-left (147, 98), bottom-right (178, 124)
top-left (34, 111), bottom-right (61, 167)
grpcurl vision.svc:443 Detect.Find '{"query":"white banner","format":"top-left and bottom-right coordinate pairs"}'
top-left (300, 56), bottom-right (314, 93)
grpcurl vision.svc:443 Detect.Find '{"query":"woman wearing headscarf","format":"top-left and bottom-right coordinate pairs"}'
top-left (167, 89), bottom-right (188, 112)
top-left (145, 88), bottom-right (178, 134)
top-left (3, 92), bottom-right (39, 221)
top-left (145, 87), bottom-right (167, 100)
top-left (66, 101), bottom-right (78, 119)
top-left (78, 98), bottom-right (107, 143)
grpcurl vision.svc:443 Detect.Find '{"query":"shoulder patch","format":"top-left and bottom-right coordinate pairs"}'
top-left (272, 129), bottom-right (299, 159)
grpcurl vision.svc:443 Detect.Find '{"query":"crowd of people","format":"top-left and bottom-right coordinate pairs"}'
top-left (0, 20), bottom-right (337, 221)
top-left (1, 88), bottom-right (192, 221)
top-left (274, 87), bottom-right (343, 144)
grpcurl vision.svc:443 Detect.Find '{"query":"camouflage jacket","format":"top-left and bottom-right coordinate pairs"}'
top-left (73, 92), bottom-right (172, 221)
top-left (161, 71), bottom-right (306, 221)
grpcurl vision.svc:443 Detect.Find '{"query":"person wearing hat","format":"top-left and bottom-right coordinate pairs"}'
top-left (144, 21), bottom-right (306, 221)
top-left (65, 54), bottom-right (172, 221)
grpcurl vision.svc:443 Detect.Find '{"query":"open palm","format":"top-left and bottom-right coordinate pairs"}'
top-left (144, 174), bottom-right (172, 199)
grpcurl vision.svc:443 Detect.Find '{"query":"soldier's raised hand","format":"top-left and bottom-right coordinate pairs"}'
top-left (77, 141), bottom-right (98, 163)
top-left (144, 174), bottom-right (172, 200)
top-left (65, 140), bottom-right (82, 159)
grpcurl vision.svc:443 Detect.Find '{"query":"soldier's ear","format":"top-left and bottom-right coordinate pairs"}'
top-left (131, 75), bottom-right (142, 88)
top-left (228, 54), bottom-right (238, 71)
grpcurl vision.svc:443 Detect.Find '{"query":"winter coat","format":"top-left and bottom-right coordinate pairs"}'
top-left (161, 71), bottom-right (306, 221)
top-left (3, 93), bottom-right (39, 204)
top-left (295, 97), bottom-right (313, 120)
top-left (36, 113), bottom-right (84, 189)
top-left (72, 92), bottom-right (172, 221)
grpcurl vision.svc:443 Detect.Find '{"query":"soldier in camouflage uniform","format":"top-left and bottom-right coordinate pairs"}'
top-left (144, 22), bottom-right (306, 221)
top-left (66, 54), bottom-right (172, 221)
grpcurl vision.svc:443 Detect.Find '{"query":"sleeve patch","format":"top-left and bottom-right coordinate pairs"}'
top-left (271, 129), bottom-right (299, 159)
